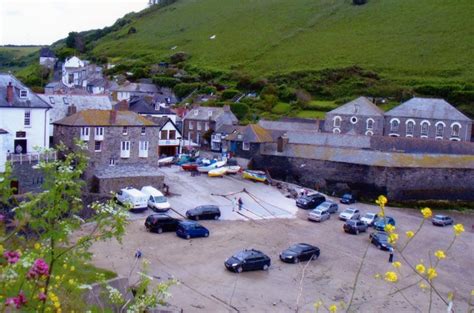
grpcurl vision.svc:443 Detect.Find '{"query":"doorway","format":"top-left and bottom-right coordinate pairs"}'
top-left (14, 139), bottom-right (27, 154)
top-left (159, 146), bottom-right (177, 157)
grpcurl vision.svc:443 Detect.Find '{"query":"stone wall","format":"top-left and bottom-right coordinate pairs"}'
top-left (92, 173), bottom-right (164, 194)
top-left (252, 154), bottom-right (474, 201)
top-left (10, 162), bottom-right (45, 194)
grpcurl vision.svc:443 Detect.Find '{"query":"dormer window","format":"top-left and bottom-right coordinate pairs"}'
top-left (194, 110), bottom-right (199, 116)
top-left (63, 97), bottom-right (69, 105)
top-left (20, 90), bottom-right (28, 98)
top-left (49, 97), bottom-right (55, 104)
top-left (122, 127), bottom-right (128, 135)
top-left (208, 111), bottom-right (213, 117)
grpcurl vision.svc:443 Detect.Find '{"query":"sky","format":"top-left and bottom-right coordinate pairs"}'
top-left (0, 0), bottom-right (147, 45)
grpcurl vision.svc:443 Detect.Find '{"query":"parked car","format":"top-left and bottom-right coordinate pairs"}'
top-left (340, 193), bottom-right (356, 204)
top-left (432, 215), bottom-right (454, 226)
top-left (176, 221), bottom-right (209, 239)
top-left (116, 187), bottom-right (148, 213)
top-left (224, 249), bottom-right (271, 273)
top-left (343, 220), bottom-right (369, 235)
top-left (339, 208), bottom-right (360, 221)
top-left (315, 201), bottom-right (339, 214)
top-left (374, 216), bottom-right (396, 231)
top-left (296, 193), bottom-right (326, 210)
top-left (308, 209), bottom-right (331, 222)
top-left (279, 243), bottom-right (320, 263)
top-left (360, 213), bottom-right (378, 226)
top-left (186, 205), bottom-right (221, 220)
top-left (141, 186), bottom-right (171, 212)
top-left (369, 231), bottom-right (393, 251)
top-left (145, 214), bottom-right (180, 233)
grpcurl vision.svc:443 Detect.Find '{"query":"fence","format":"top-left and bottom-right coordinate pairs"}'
top-left (7, 151), bottom-right (57, 165)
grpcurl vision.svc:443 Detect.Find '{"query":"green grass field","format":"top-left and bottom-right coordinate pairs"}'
top-left (89, 0), bottom-right (473, 82)
top-left (0, 46), bottom-right (41, 71)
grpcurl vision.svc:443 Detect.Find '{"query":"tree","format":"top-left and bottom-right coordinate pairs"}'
top-left (230, 102), bottom-right (250, 120)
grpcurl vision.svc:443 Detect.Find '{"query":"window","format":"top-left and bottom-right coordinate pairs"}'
top-left (24, 110), bottom-right (31, 127)
top-left (80, 127), bottom-right (90, 141)
top-left (435, 122), bottom-right (445, 138)
top-left (406, 120), bottom-right (415, 136)
top-left (109, 158), bottom-right (116, 166)
top-left (390, 119), bottom-right (400, 133)
top-left (95, 127), bottom-right (104, 138)
top-left (197, 122), bottom-right (202, 131)
top-left (420, 121), bottom-right (429, 137)
top-left (350, 116), bottom-right (358, 124)
top-left (365, 130), bottom-right (374, 136)
top-left (333, 116), bottom-right (341, 128)
top-left (20, 90), bottom-right (28, 98)
top-left (366, 118), bottom-right (374, 130)
top-left (94, 141), bottom-right (101, 152)
top-left (49, 97), bottom-right (55, 104)
top-left (242, 142), bottom-right (250, 151)
top-left (189, 121), bottom-right (194, 130)
top-left (333, 128), bottom-right (341, 134)
top-left (161, 130), bottom-right (168, 140)
top-left (141, 127), bottom-right (146, 135)
top-left (451, 123), bottom-right (461, 138)
top-left (139, 141), bottom-right (149, 158)
top-left (120, 141), bottom-right (130, 158)
top-left (169, 130), bottom-right (176, 140)
top-left (205, 122), bottom-right (209, 131)
top-left (122, 127), bottom-right (128, 135)
top-left (63, 97), bottom-right (69, 105)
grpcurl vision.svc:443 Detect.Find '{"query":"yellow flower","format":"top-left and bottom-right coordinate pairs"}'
top-left (453, 224), bottom-right (465, 236)
top-left (374, 273), bottom-right (381, 279)
top-left (34, 243), bottom-right (41, 250)
top-left (434, 250), bottom-right (446, 260)
top-left (421, 207), bottom-right (432, 219)
top-left (54, 275), bottom-right (60, 280)
top-left (388, 233), bottom-right (399, 244)
top-left (376, 195), bottom-right (387, 207)
top-left (405, 231), bottom-right (414, 238)
top-left (427, 267), bottom-right (437, 280)
top-left (313, 301), bottom-right (323, 309)
top-left (419, 282), bottom-right (428, 290)
top-left (70, 266), bottom-right (75, 272)
top-left (54, 301), bottom-right (61, 309)
top-left (384, 224), bottom-right (396, 233)
top-left (392, 261), bottom-right (402, 268)
top-left (329, 304), bottom-right (337, 313)
top-left (68, 279), bottom-right (74, 285)
top-left (384, 271), bottom-right (398, 283)
top-left (63, 264), bottom-right (68, 270)
top-left (416, 263), bottom-right (426, 274)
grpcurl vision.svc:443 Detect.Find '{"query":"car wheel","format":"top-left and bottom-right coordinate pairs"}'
top-left (204, 232), bottom-right (209, 237)
top-left (236, 266), bottom-right (243, 273)
top-left (157, 228), bottom-right (163, 234)
top-left (262, 264), bottom-right (269, 271)
top-left (186, 234), bottom-right (190, 239)
top-left (376, 243), bottom-right (381, 249)
top-left (294, 257), bottom-right (299, 264)
top-left (214, 215), bottom-right (219, 220)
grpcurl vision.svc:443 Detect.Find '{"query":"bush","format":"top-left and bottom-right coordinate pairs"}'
top-left (230, 102), bottom-right (250, 120)
top-left (173, 82), bottom-right (202, 98)
top-left (170, 52), bottom-right (189, 64)
top-left (153, 76), bottom-right (181, 88)
top-left (221, 89), bottom-right (240, 100)
top-left (199, 85), bottom-right (217, 95)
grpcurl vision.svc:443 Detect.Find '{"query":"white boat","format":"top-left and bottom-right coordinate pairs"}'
top-left (198, 158), bottom-right (227, 173)
top-left (158, 156), bottom-right (174, 165)
top-left (208, 167), bottom-right (227, 177)
top-left (224, 165), bottom-right (241, 174)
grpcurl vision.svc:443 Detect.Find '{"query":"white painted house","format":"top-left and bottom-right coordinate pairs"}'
top-left (0, 73), bottom-right (51, 172)
top-left (62, 56), bottom-right (87, 88)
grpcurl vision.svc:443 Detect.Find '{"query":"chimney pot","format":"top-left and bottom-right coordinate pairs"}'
top-left (6, 82), bottom-right (14, 104)
top-left (109, 110), bottom-right (117, 124)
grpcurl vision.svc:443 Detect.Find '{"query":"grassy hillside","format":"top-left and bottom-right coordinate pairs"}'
top-left (89, 0), bottom-right (473, 82)
top-left (0, 46), bottom-right (40, 70)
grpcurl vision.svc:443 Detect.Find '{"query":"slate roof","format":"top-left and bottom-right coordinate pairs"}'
top-left (226, 124), bottom-right (273, 143)
top-left (326, 96), bottom-right (384, 116)
top-left (215, 124), bottom-right (245, 134)
top-left (0, 73), bottom-right (51, 109)
top-left (111, 82), bottom-right (158, 93)
top-left (258, 119), bottom-right (320, 132)
top-left (40, 47), bottom-right (56, 58)
top-left (385, 98), bottom-right (471, 121)
top-left (0, 128), bottom-right (8, 134)
top-left (128, 96), bottom-right (176, 115)
top-left (53, 110), bottom-right (156, 127)
top-left (185, 106), bottom-right (238, 125)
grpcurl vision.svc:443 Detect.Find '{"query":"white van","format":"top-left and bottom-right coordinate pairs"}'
top-left (141, 186), bottom-right (171, 212)
top-left (116, 187), bottom-right (148, 213)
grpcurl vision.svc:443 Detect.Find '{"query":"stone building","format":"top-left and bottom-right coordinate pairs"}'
top-left (383, 98), bottom-right (472, 141)
top-left (324, 97), bottom-right (385, 136)
top-left (224, 124), bottom-right (274, 159)
top-left (183, 106), bottom-right (238, 147)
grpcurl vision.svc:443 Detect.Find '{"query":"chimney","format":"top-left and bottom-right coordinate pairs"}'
top-left (6, 82), bottom-right (14, 104)
top-left (67, 105), bottom-right (77, 116)
top-left (109, 110), bottom-right (117, 124)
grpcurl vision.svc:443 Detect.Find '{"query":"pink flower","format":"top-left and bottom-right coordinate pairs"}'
top-left (27, 258), bottom-right (49, 279)
top-left (38, 292), bottom-right (47, 302)
top-left (0, 214), bottom-right (4, 222)
top-left (5, 291), bottom-right (27, 309)
top-left (3, 250), bottom-right (21, 264)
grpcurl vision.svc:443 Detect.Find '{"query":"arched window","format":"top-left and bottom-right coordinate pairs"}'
top-left (333, 116), bottom-right (342, 128)
top-left (333, 128), bottom-right (341, 134)
top-left (451, 123), bottom-right (461, 138)
top-left (390, 119), bottom-right (399, 133)
top-left (366, 118), bottom-right (374, 130)
top-left (406, 120), bottom-right (415, 136)
top-left (420, 121), bottom-right (429, 137)
top-left (435, 122), bottom-right (445, 138)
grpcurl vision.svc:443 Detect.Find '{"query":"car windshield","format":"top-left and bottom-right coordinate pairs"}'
top-left (154, 196), bottom-right (167, 203)
top-left (233, 251), bottom-right (249, 261)
top-left (364, 213), bottom-right (375, 218)
top-left (289, 245), bottom-right (305, 253)
top-left (434, 215), bottom-right (445, 219)
top-left (344, 209), bottom-right (355, 213)
top-left (319, 202), bottom-right (330, 208)
top-left (377, 233), bottom-right (388, 242)
top-left (343, 194), bottom-right (351, 199)
top-left (313, 210), bottom-right (323, 215)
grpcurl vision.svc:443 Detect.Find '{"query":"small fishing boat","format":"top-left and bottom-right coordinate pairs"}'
top-left (224, 165), bottom-right (241, 174)
top-left (197, 158), bottom-right (227, 173)
top-left (158, 156), bottom-right (174, 166)
top-left (242, 170), bottom-right (267, 182)
top-left (181, 163), bottom-right (198, 171)
top-left (208, 167), bottom-right (227, 177)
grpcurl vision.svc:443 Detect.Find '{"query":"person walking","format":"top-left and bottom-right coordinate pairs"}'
top-left (388, 247), bottom-right (394, 263)
top-left (238, 197), bottom-right (243, 211)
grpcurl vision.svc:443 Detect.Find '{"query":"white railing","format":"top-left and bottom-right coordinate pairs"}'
top-left (159, 139), bottom-right (180, 146)
top-left (7, 151), bottom-right (57, 164)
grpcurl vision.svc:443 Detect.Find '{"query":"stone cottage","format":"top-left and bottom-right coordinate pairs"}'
top-left (383, 98), bottom-right (472, 141)
top-left (324, 96), bottom-right (385, 136)
top-left (224, 124), bottom-right (274, 159)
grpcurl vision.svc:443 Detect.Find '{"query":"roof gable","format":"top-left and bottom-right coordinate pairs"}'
top-left (385, 98), bottom-right (471, 121)
top-left (327, 97), bottom-right (384, 116)
top-left (0, 73), bottom-right (51, 109)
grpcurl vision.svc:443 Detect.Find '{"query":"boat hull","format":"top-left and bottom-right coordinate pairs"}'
top-left (242, 170), bottom-right (267, 182)
top-left (208, 168), bottom-right (227, 177)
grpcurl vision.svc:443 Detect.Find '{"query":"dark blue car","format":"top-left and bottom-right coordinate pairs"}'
top-left (374, 216), bottom-right (396, 231)
top-left (176, 221), bottom-right (209, 239)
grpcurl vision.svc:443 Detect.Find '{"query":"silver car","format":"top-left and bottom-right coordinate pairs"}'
top-left (308, 209), bottom-right (331, 222)
top-left (315, 201), bottom-right (339, 214)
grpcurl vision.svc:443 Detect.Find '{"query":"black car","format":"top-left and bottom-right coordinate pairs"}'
top-left (432, 215), bottom-right (454, 226)
top-left (224, 249), bottom-right (271, 273)
top-left (279, 243), bottom-right (320, 263)
top-left (186, 205), bottom-right (221, 220)
top-left (340, 193), bottom-right (356, 204)
top-left (145, 214), bottom-right (180, 233)
top-left (369, 231), bottom-right (393, 251)
top-left (343, 220), bottom-right (369, 235)
top-left (296, 194), bottom-right (326, 210)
